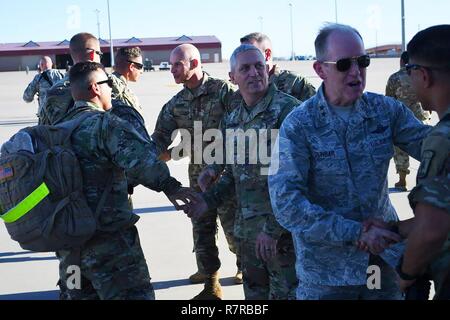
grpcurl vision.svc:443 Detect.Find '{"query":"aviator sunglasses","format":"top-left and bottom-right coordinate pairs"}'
top-left (322, 55), bottom-right (371, 72)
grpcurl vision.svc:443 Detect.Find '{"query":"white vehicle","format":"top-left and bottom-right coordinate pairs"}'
top-left (159, 62), bottom-right (171, 70)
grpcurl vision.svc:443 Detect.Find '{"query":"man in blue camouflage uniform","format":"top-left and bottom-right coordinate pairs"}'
top-left (268, 23), bottom-right (431, 300)
top-left (392, 25), bottom-right (450, 300)
top-left (55, 61), bottom-right (194, 300)
top-left (186, 44), bottom-right (298, 300)
top-left (23, 56), bottom-right (64, 123)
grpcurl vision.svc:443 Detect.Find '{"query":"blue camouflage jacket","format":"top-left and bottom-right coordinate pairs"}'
top-left (268, 85), bottom-right (431, 286)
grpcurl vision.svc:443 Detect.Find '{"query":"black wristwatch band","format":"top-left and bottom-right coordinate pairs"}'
top-left (396, 255), bottom-right (418, 281)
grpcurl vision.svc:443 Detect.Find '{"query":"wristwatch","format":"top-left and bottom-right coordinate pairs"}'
top-left (396, 255), bottom-right (419, 281)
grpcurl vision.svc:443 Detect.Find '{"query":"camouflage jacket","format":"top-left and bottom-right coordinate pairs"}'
top-left (152, 73), bottom-right (235, 181)
top-left (23, 69), bottom-right (64, 116)
top-left (270, 65), bottom-right (316, 102)
top-left (385, 68), bottom-right (430, 121)
top-left (408, 106), bottom-right (450, 298)
top-left (110, 72), bottom-right (144, 118)
top-left (203, 84), bottom-right (300, 240)
top-left (268, 85), bottom-right (432, 286)
top-left (60, 100), bottom-right (181, 231)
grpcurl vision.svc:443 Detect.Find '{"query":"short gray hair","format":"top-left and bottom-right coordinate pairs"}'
top-left (230, 44), bottom-right (265, 72)
top-left (315, 23), bottom-right (363, 61)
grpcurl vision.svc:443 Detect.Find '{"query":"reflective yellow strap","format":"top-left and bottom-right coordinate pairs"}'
top-left (0, 183), bottom-right (50, 223)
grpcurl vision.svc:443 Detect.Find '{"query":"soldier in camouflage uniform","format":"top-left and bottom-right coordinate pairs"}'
top-left (152, 44), bottom-right (239, 299)
top-left (186, 44), bottom-right (298, 300)
top-left (393, 25), bottom-right (450, 300)
top-left (41, 33), bottom-right (111, 125)
top-left (385, 51), bottom-right (431, 191)
top-left (109, 47), bottom-right (149, 202)
top-left (240, 32), bottom-right (316, 102)
top-left (268, 23), bottom-right (431, 300)
top-left (23, 56), bottom-right (64, 122)
top-left (110, 46), bottom-right (144, 115)
top-left (56, 61), bottom-right (194, 300)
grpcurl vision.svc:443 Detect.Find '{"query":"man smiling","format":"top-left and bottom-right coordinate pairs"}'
top-left (268, 23), bottom-right (431, 300)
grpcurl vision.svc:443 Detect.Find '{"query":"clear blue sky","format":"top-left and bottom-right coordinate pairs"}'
top-left (1, 0), bottom-right (449, 58)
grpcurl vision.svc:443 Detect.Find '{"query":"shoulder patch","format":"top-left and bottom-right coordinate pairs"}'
top-left (0, 165), bottom-right (14, 181)
top-left (417, 150), bottom-right (435, 179)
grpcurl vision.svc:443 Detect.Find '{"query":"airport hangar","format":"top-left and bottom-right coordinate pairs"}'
top-left (0, 35), bottom-right (223, 72)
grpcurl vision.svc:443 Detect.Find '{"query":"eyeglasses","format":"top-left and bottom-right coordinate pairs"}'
top-left (127, 60), bottom-right (144, 70)
top-left (404, 63), bottom-right (450, 76)
top-left (89, 78), bottom-right (113, 90)
top-left (86, 48), bottom-right (104, 57)
top-left (322, 55), bottom-right (371, 72)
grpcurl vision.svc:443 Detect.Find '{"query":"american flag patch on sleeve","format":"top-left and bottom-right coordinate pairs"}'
top-left (0, 165), bottom-right (14, 181)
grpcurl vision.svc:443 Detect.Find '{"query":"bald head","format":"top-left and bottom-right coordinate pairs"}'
top-left (69, 32), bottom-right (101, 64)
top-left (39, 56), bottom-right (53, 71)
top-left (169, 44), bottom-right (203, 87)
top-left (171, 44), bottom-right (201, 64)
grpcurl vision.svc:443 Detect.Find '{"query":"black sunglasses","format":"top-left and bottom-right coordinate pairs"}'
top-left (127, 60), bottom-right (144, 70)
top-left (404, 63), bottom-right (450, 76)
top-left (322, 55), bottom-right (371, 72)
top-left (89, 78), bottom-right (113, 90)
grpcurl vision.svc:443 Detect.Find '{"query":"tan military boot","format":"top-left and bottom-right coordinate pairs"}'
top-left (234, 269), bottom-right (243, 285)
top-left (192, 272), bottom-right (223, 300)
top-left (395, 172), bottom-right (408, 191)
top-left (189, 271), bottom-right (207, 284)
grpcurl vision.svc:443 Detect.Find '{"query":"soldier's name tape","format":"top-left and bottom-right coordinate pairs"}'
top-left (0, 183), bottom-right (50, 223)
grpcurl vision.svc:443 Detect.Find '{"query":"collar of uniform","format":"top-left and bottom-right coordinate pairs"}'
top-left (112, 71), bottom-right (127, 84)
top-left (313, 84), bottom-right (376, 128)
top-left (239, 83), bottom-right (277, 122)
top-left (182, 72), bottom-right (210, 100)
top-left (73, 100), bottom-right (105, 112)
top-left (269, 65), bottom-right (281, 81)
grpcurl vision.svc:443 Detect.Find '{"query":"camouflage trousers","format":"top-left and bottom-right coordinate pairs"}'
top-left (297, 255), bottom-right (402, 300)
top-left (238, 220), bottom-right (297, 300)
top-left (190, 165), bottom-right (240, 275)
top-left (192, 197), bottom-right (241, 274)
top-left (56, 225), bottom-right (155, 300)
top-left (394, 146), bottom-right (410, 174)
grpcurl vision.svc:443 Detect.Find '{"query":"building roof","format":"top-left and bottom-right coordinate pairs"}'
top-left (0, 35), bottom-right (221, 56)
top-left (366, 44), bottom-right (402, 54)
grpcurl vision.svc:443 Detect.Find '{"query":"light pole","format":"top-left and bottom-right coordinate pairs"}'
top-left (335, 0), bottom-right (338, 23)
top-left (107, 0), bottom-right (114, 67)
top-left (289, 3), bottom-right (295, 61)
top-left (401, 0), bottom-right (406, 52)
top-left (94, 9), bottom-right (101, 40)
top-left (258, 16), bottom-right (263, 33)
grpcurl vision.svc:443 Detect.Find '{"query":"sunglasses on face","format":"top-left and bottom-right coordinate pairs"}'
top-left (89, 78), bottom-right (113, 90)
top-left (127, 60), bottom-right (144, 70)
top-left (404, 63), bottom-right (450, 76)
top-left (322, 55), bottom-right (371, 72)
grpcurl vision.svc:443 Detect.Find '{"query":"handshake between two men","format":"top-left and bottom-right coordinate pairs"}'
top-left (171, 167), bottom-right (405, 258)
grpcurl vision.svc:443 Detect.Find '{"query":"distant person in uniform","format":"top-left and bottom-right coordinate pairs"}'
top-left (41, 33), bottom-right (104, 125)
top-left (391, 24), bottom-right (450, 300)
top-left (386, 51), bottom-right (431, 191)
top-left (23, 56), bottom-right (64, 122)
top-left (240, 32), bottom-right (316, 102)
top-left (268, 23), bottom-right (431, 300)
